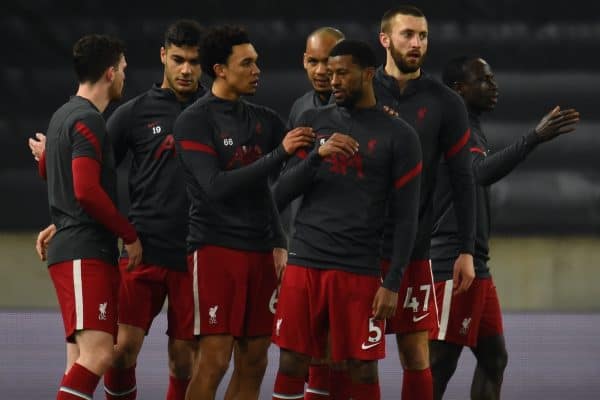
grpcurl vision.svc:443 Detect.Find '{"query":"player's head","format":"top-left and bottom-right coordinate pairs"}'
top-left (328, 39), bottom-right (377, 108)
top-left (443, 56), bottom-right (499, 113)
top-left (73, 34), bottom-right (127, 100)
top-left (161, 19), bottom-right (204, 99)
top-left (303, 27), bottom-right (345, 95)
top-left (200, 25), bottom-right (259, 97)
top-left (379, 5), bottom-right (428, 73)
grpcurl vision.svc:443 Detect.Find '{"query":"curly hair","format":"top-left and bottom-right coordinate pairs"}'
top-left (200, 25), bottom-right (250, 79)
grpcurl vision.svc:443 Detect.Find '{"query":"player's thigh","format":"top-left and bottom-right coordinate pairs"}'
top-left (118, 260), bottom-right (168, 333)
top-left (245, 251), bottom-right (278, 337)
top-left (328, 270), bottom-right (385, 362)
top-left (166, 267), bottom-right (197, 340)
top-left (191, 246), bottom-right (249, 337)
top-left (385, 259), bottom-right (438, 334)
top-left (432, 278), bottom-right (487, 348)
top-left (49, 259), bottom-right (119, 342)
top-left (273, 265), bottom-right (328, 360)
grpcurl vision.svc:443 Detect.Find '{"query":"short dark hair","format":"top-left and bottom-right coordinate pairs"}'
top-left (381, 5), bottom-right (426, 33)
top-left (73, 34), bottom-right (125, 84)
top-left (164, 19), bottom-right (204, 48)
top-left (329, 39), bottom-right (377, 69)
top-left (200, 25), bottom-right (251, 79)
top-left (442, 55), bottom-right (479, 87)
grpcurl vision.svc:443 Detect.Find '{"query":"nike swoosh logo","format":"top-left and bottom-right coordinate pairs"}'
top-left (413, 313), bottom-right (430, 322)
top-left (361, 341), bottom-right (382, 350)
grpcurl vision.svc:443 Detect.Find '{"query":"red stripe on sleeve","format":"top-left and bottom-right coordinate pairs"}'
top-left (395, 161), bottom-right (423, 189)
top-left (74, 121), bottom-right (102, 161)
top-left (179, 140), bottom-right (217, 156)
top-left (296, 149), bottom-right (308, 159)
top-left (38, 150), bottom-right (47, 180)
top-left (445, 128), bottom-right (471, 159)
top-left (470, 147), bottom-right (485, 154)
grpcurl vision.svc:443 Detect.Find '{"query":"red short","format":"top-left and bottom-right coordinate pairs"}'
top-left (188, 245), bottom-right (277, 337)
top-left (49, 258), bottom-right (119, 342)
top-left (273, 264), bottom-right (385, 362)
top-left (382, 259), bottom-right (438, 334)
top-left (430, 277), bottom-right (503, 347)
top-left (118, 259), bottom-right (196, 340)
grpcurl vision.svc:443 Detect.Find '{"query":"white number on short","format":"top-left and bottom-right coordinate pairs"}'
top-left (403, 284), bottom-right (432, 312)
top-left (368, 317), bottom-right (382, 343)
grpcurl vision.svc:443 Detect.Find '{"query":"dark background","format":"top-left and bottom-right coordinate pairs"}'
top-left (1, 0), bottom-right (599, 233)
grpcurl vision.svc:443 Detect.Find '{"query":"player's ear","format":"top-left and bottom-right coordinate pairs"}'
top-left (105, 65), bottom-right (115, 83)
top-left (214, 63), bottom-right (226, 79)
top-left (303, 53), bottom-right (309, 69)
top-left (160, 46), bottom-right (167, 65)
top-left (379, 32), bottom-right (390, 49)
top-left (364, 66), bottom-right (376, 81)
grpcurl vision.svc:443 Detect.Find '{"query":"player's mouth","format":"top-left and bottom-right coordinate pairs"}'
top-left (332, 89), bottom-right (346, 99)
top-left (249, 79), bottom-right (259, 88)
top-left (406, 52), bottom-right (421, 62)
top-left (176, 78), bottom-right (193, 87)
top-left (313, 77), bottom-right (330, 87)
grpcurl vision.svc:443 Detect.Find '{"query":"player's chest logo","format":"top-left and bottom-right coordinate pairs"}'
top-left (225, 143), bottom-right (264, 169)
top-left (324, 153), bottom-right (365, 179)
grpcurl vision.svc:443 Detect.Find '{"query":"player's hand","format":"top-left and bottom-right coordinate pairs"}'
top-left (452, 253), bottom-right (475, 295)
top-left (124, 238), bottom-right (143, 271)
top-left (535, 106), bottom-right (580, 142)
top-left (28, 133), bottom-right (46, 162)
top-left (372, 286), bottom-right (398, 320)
top-left (282, 127), bottom-right (315, 155)
top-left (273, 247), bottom-right (288, 280)
top-left (383, 105), bottom-right (399, 117)
top-left (317, 133), bottom-right (359, 158)
top-left (35, 224), bottom-right (56, 261)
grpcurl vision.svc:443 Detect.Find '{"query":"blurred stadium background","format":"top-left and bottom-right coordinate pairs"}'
top-left (1, 1), bottom-right (598, 398)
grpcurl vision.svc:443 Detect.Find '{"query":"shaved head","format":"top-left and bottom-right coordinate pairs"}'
top-left (303, 27), bottom-right (345, 96)
top-left (306, 27), bottom-right (345, 48)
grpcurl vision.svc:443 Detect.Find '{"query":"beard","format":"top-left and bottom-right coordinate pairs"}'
top-left (389, 42), bottom-right (425, 74)
top-left (334, 86), bottom-right (362, 108)
top-left (108, 80), bottom-right (124, 101)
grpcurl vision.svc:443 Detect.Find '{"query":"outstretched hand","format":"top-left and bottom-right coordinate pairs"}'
top-left (535, 106), bottom-right (580, 142)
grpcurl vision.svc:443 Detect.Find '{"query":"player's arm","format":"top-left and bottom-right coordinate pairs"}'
top-left (174, 110), bottom-right (314, 201)
top-left (70, 113), bottom-right (142, 269)
top-left (106, 100), bottom-right (135, 166)
top-left (440, 93), bottom-right (476, 258)
top-left (473, 106), bottom-right (580, 186)
top-left (373, 128), bottom-right (422, 320)
top-left (439, 93), bottom-right (476, 293)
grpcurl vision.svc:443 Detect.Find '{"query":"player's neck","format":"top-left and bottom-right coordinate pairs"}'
top-left (76, 83), bottom-right (110, 113)
top-left (354, 87), bottom-right (377, 109)
top-left (384, 57), bottom-right (421, 92)
top-left (211, 80), bottom-right (241, 102)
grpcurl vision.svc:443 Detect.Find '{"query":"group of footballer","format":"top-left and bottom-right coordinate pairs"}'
top-left (28, 4), bottom-right (580, 400)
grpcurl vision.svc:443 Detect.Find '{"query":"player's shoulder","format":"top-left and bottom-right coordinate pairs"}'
top-left (242, 99), bottom-right (284, 125)
top-left (66, 98), bottom-right (103, 125)
top-left (297, 103), bottom-right (336, 126)
top-left (421, 74), bottom-right (465, 107)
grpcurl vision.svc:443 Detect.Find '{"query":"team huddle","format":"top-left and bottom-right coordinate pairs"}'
top-left (28, 5), bottom-right (580, 400)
